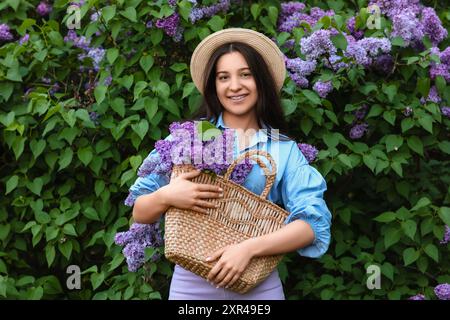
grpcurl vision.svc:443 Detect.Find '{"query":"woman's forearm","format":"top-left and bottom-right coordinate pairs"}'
top-left (244, 219), bottom-right (315, 257)
top-left (132, 186), bottom-right (171, 224)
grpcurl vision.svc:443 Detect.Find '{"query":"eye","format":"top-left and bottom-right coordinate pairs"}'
top-left (218, 75), bottom-right (228, 80)
top-left (241, 73), bottom-right (252, 78)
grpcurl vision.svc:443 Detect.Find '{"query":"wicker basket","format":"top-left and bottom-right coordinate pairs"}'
top-left (164, 150), bottom-right (290, 294)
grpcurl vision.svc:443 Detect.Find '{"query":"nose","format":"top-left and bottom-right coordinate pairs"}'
top-left (229, 75), bottom-right (242, 91)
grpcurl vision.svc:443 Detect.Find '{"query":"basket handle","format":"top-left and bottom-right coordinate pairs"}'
top-left (224, 149), bottom-right (277, 199)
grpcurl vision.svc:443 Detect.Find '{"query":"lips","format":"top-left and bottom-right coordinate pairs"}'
top-left (228, 94), bottom-right (248, 101)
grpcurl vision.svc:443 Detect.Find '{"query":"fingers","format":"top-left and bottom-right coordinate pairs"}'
top-left (217, 272), bottom-right (235, 288)
top-left (197, 191), bottom-right (224, 199)
top-left (197, 184), bottom-right (223, 193)
top-left (181, 169), bottom-right (202, 179)
top-left (226, 273), bottom-right (241, 289)
top-left (191, 206), bottom-right (208, 214)
top-left (195, 199), bottom-right (219, 210)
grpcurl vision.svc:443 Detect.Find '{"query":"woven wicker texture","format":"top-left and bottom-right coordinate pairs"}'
top-left (164, 150), bottom-right (290, 294)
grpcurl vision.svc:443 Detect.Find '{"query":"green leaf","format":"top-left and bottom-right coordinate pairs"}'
top-left (77, 147), bottom-right (93, 166)
top-left (107, 48), bottom-right (119, 64)
top-left (391, 36), bottom-right (405, 47)
top-left (207, 15), bottom-right (225, 32)
top-left (383, 110), bottom-right (396, 126)
top-left (120, 7), bottom-right (137, 22)
top-left (58, 147), bottom-right (74, 171)
top-left (281, 99), bottom-right (297, 116)
top-left (406, 136), bottom-right (423, 156)
top-left (27, 177), bottom-right (44, 196)
top-left (384, 228), bottom-right (401, 249)
top-left (401, 118), bottom-right (414, 133)
top-left (385, 135), bottom-right (403, 152)
top-left (418, 114), bottom-right (433, 134)
top-left (403, 248), bottom-right (420, 266)
top-left (94, 85), bottom-right (107, 104)
top-left (363, 154), bottom-right (377, 172)
top-left (411, 197), bottom-right (431, 211)
top-left (424, 244), bottom-right (438, 263)
top-left (250, 3), bottom-right (261, 20)
top-left (131, 119), bottom-right (149, 140)
top-left (268, 6), bottom-right (279, 26)
top-left (102, 5), bottom-right (116, 23)
top-left (381, 262), bottom-right (394, 282)
top-left (303, 89), bottom-right (322, 105)
top-left (401, 220), bottom-right (417, 240)
top-left (30, 139), bottom-right (47, 159)
top-left (197, 121), bottom-right (222, 141)
top-left (45, 245), bottom-right (56, 267)
top-left (331, 33), bottom-right (348, 50)
top-left (6, 175), bottom-right (18, 195)
top-left (438, 141), bottom-right (450, 155)
top-left (374, 211), bottom-right (396, 223)
top-left (63, 224), bottom-right (77, 236)
top-left (438, 207), bottom-right (450, 225)
top-left (139, 55), bottom-right (154, 73)
top-left (382, 84), bottom-right (397, 102)
top-left (323, 133), bottom-right (340, 148)
top-left (90, 272), bottom-right (105, 290)
top-left (0, 82), bottom-right (14, 101)
top-left (109, 254), bottom-right (125, 272)
top-left (133, 81), bottom-right (148, 101)
top-left (58, 241), bottom-right (73, 260)
top-left (417, 77), bottom-right (430, 98)
top-left (338, 154), bottom-right (352, 168)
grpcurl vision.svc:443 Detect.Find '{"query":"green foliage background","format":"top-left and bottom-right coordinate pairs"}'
top-left (0, 0), bottom-right (449, 299)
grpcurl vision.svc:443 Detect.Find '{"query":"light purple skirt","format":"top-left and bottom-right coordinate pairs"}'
top-left (168, 265), bottom-right (285, 300)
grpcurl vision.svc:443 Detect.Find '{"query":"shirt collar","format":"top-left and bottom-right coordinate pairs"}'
top-left (214, 112), bottom-right (269, 144)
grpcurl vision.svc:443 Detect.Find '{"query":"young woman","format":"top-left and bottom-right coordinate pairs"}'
top-left (129, 28), bottom-right (332, 300)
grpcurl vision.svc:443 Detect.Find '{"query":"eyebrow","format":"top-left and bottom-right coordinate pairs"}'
top-left (216, 67), bottom-right (251, 74)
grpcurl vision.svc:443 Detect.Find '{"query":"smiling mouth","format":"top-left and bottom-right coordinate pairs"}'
top-left (228, 94), bottom-right (248, 101)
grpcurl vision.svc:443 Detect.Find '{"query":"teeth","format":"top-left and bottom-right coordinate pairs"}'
top-left (230, 95), bottom-right (246, 100)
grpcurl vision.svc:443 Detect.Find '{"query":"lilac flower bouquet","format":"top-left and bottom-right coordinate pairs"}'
top-left (116, 120), bottom-right (254, 272)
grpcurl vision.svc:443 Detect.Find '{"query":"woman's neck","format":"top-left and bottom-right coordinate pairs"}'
top-left (222, 110), bottom-right (261, 132)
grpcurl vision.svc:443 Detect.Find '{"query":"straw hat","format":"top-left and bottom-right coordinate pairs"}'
top-left (190, 28), bottom-right (286, 95)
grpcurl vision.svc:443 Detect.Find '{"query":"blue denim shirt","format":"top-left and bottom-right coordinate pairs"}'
top-left (126, 112), bottom-right (332, 258)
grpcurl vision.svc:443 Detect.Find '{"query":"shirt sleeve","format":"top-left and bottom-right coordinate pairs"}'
top-left (123, 135), bottom-right (172, 207)
top-left (280, 143), bottom-right (332, 258)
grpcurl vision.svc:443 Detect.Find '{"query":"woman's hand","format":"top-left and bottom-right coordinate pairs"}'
top-left (160, 169), bottom-right (223, 214)
top-left (206, 241), bottom-right (255, 288)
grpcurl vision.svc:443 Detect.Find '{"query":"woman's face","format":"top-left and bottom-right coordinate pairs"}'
top-left (215, 51), bottom-right (258, 117)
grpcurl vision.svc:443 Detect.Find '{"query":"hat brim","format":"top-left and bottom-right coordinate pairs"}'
top-left (190, 28), bottom-right (286, 95)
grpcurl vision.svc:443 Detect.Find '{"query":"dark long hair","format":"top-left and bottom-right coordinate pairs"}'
top-left (187, 42), bottom-right (295, 141)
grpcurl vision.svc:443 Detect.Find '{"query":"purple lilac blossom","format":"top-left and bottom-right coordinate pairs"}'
top-left (441, 107), bottom-right (450, 119)
top-left (285, 57), bottom-right (317, 76)
top-left (115, 222), bottom-right (164, 271)
top-left (349, 123), bottom-right (369, 139)
top-left (440, 225), bottom-right (450, 244)
top-left (434, 283), bottom-right (450, 300)
top-left (353, 105), bottom-right (368, 120)
top-left (156, 13), bottom-right (180, 37)
top-left (346, 16), bottom-right (364, 40)
top-left (37, 1), bottom-right (52, 16)
top-left (391, 9), bottom-right (423, 46)
top-left (420, 7), bottom-right (448, 46)
top-left (297, 143), bottom-right (318, 163)
top-left (408, 294), bottom-right (426, 300)
top-left (288, 71), bottom-right (309, 88)
top-left (313, 81), bottom-right (333, 98)
top-left (146, 20), bottom-right (153, 28)
top-left (0, 24), bottom-right (13, 41)
top-left (420, 86), bottom-right (441, 104)
top-left (19, 34), bottom-right (29, 44)
top-left (189, 0), bottom-right (230, 24)
top-left (369, 0), bottom-right (422, 18)
top-left (300, 29), bottom-right (337, 60)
